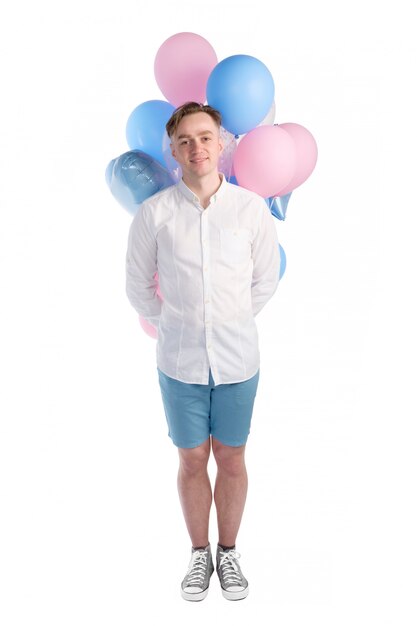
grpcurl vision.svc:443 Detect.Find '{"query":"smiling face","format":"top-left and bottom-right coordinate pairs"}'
top-left (170, 112), bottom-right (223, 184)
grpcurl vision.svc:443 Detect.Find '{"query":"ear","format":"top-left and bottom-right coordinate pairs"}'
top-left (170, 142), bottom-right (176, 159)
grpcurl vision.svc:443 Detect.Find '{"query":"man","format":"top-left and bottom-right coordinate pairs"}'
top-left (126, 102), bottom-right (280, 601)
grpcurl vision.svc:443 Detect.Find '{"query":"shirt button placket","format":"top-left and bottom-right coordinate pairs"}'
top-left (201, 210), bottom-right (214, 376)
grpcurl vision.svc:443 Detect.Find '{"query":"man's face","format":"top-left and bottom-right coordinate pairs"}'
top-left (170, 112), bottom-right (223, 180)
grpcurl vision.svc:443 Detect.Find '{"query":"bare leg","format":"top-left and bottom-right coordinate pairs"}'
top-left (177, 438), bottom-right (212, 547)
top-left (212, 438), bottom-right (248, 547)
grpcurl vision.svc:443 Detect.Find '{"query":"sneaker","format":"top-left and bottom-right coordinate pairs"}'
top-left (181, 544), bottom-right (214, 601)
top-left (216, 546), bottom-right (249, 600)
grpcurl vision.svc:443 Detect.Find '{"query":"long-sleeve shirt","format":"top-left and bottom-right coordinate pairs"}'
top-left (126, 175), bottom-right (280, 385)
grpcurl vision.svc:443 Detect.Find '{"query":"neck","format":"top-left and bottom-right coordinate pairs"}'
top-left (182, 171), bottom-right (222, 209)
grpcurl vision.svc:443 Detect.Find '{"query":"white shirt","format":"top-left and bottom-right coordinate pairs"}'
top-left (125, 175), bottom-right (280, 385)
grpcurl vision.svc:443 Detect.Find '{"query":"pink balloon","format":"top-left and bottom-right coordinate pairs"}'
top-left (154, 32), bottom-right (218, 107)
top-left (154, 272), bottom-right (163, 300)
top-left (139, 316), bottom-right (158, 339)
top-left (138, 272), bottom-right (163, 339)
top-left (275, 123), bottom-right (318, 195)
top-left (233, 125), bottom-right (296, 198)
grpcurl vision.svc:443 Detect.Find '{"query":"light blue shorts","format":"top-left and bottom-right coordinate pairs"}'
top-left (157, 367), bottom-right (260, 449)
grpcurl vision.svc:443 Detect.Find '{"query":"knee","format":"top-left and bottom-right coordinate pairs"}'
top-left (212, 439), bottom-right (246, 476)
top-left (178, 440), bottom-right (210, 475)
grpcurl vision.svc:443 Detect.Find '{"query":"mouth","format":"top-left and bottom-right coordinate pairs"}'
top-left (190, 157), bottom-right (208, 164)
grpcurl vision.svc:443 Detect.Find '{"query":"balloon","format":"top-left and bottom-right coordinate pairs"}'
top-left (105, 160), bottom-right (113, 188)
top-left (126, 100), bottom-right (175, 166)
top-left (268, 192), bottom-right (292, 220)
top-left (279, 244), bottom-right (286, 280)
top-left (207, 55), bottom-right (274, 135)
top-left (233, 125), bottom-right (296, 198)
top-left (218, 126), bottom-right (237, 180)
top-left (139, 316), bottom-right (158, 339)
top-left (154, 32), bottom-right (218, 107)
top-left (154, 272), bottom-right (163, 300)
top-left (139, 272), bottom-right (163, 339)
top-left (274, 123), bottom-right (318, 195)
top-left (162, 131), bottom-right (182, 183)
top-left (105, 150), bottom-right (174, 215)
top-left (258, 101), bottom-right (276, 126)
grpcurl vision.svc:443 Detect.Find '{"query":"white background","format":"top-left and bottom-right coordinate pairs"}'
top-left (1, 1), bottom-right (416, 624)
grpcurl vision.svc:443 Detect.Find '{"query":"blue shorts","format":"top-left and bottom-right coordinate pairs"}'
top-left (157, 368), bottom-right (260, 448)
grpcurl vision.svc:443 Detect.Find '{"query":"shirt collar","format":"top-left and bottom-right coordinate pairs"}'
top-left (177, 173), bottom-right (228, 207)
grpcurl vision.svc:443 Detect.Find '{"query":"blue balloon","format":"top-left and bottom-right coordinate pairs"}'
top-left (207, 55), bottom-right (274, 135)
top-left (105, 159), bottom-right (114, 188)
top-left (126, 100), bottom-right (175, 167)
top-left (105, 150), bottom-right (174, 215)
top-left (279, 244), bottom-right (286, 280)
top-left (269, 192), bottom-right (292, 220)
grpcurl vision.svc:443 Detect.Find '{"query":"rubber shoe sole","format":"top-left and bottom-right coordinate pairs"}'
top-left (221, 586), bottom-right (249, 601)
top-left (181, 587), bottom-right (210, 602)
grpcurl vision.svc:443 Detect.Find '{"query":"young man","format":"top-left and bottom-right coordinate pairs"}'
top-left (126, 102), bottom-right (280, 601)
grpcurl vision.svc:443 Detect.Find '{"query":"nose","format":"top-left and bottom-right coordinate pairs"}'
top-left (190, 139), bottom-right (206, 153)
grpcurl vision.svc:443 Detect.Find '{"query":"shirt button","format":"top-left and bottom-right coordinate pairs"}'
top-left (205, 299), bottom-right (210, 304)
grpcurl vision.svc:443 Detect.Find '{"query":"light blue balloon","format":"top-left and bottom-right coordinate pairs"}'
top-left (207, 55), bottom-right (274, 135)
top-left (269, 192), bottom-right (292, 220)
top-left (105, 159), bottom-right (114, 188)
top-left (105, 150), bottom-right (174, 215)
top-left (126, 100), bottom-right (175, 167)
top-left (279, 244), bottom-right (286, 280)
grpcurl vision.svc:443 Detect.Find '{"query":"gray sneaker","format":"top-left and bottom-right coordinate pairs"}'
top-left (181, 544), bottom-right (214, 601)
top-left (216, 546), bottom-right (249, 600)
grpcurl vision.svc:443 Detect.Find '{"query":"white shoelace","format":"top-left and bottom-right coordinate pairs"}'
top-left (185, 551), bottom-right (208, 586)
top-left (218, 550), bottom-right (244, 585)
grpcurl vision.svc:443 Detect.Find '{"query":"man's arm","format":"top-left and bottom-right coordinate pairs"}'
top-left (125, 204), bottom-right (162, 328)
top-left (251, 201), bottom-right (281, 317)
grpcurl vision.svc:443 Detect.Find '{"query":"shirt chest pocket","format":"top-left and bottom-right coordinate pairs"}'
top-left (220, 228), bottom-right (251, 264)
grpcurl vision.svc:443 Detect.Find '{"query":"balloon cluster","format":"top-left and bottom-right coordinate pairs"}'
top-left (106, 32), bottom-right (317, 338)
